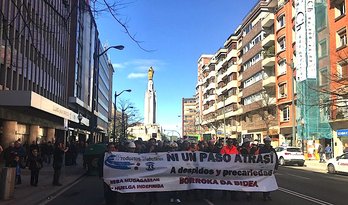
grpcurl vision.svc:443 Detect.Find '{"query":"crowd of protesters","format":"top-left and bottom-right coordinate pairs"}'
top-left (101, 136), bottom-right (278, 204)
top-left (0, 138), bottom-right (86, 187)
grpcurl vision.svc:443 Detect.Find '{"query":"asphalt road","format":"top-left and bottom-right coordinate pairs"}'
top-left (45, 167), bottom-right (348, 205)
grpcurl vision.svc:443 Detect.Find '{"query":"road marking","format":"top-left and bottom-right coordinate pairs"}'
top-left (279, 187), bottom-right (334, 205)
top-left (287, 173), bottom-right (310, 180)
top-left (203, 198), bottom-right (215, 205)
top-left (38, 175), bottom-right (87, 205)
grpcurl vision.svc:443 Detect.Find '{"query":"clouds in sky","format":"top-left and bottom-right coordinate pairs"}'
top-left (113, 58), bottom-right (165, 79)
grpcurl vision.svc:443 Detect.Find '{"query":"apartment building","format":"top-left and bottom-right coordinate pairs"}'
top-left (182, 97), bottom-right (197, 138)
top-left (196, 55), bottom-right (213, 139)
top-left (327, 0), bottom-right (348, 156)
top-left (238, 0), bottom-right (278, 143)
top-left (274, 0), bottom-right (297, 146)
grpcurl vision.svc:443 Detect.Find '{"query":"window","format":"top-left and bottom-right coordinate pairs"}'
top-left (244, 23), bottom-right (253, 35)
top-left (278, 83), bottom-right (287, 98)
top-left (278, 60), bottom-right (287, 76)
top-left (335, 1), bottom-right (346, 18)
top-left (278, 36), bottom-right (286, 52)
top-left (316, 3), bottom-right (327, 30)
top-left (318, 39), bottom-right (328, 58)
top-left (319, 68), bottom-right (328, 85)
top-left (281, 107), bottom-right (290, 121)
top-left (337, 28), bottom-right (347, 48)
top-left (277, 14), bottom-right (286, 29)
top-left (337, 61), bottom-right (348, 80)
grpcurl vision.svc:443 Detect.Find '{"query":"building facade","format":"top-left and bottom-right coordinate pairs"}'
top-left (195, 0), bottom-right (347, 154)
top-left (0, 0), bottom-right (115, 148)
top-left (181, 97), bottom-right (197, 137)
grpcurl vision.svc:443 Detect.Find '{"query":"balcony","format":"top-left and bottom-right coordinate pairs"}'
top-left (203, 82), bottom-right (215, 93)
top-left (226, 64), bottom-right (238, 76)
top-left (263, 76), bottom-right (276, 87)
top-left (262, 13), bottom-right (274, 28)
top-left (225, 80), bottom-right (238, 91)
top-left (262, 56), bottom-right (275, 67)
top-left (262, 34), bottom-right (275, 48)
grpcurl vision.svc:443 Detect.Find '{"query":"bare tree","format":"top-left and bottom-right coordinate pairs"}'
top-left (254, 89), bottom-right (277, 137)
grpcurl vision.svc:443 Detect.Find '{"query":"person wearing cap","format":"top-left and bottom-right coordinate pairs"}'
top-left (250, 140), bottom-right (260, 155)
top-left (259, 136), bottom-right (278, 201)
top-left (238, 138), bottom-right (255, 201)
top-left (127, 141), bottom-right (136, 153)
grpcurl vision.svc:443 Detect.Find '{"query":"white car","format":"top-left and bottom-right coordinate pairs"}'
top-left (327, 153), bottom-right (348, 174)
top-left (275, 146), bottom-right (305, 166)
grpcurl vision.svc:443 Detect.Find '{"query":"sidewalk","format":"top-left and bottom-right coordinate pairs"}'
top-left (287, 159), bottom-right (328, 173)
top-left (1, 154), bottom-right (87, 205)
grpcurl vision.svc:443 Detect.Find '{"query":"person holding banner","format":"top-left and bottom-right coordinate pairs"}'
top-left (100, 142), bottom-right (118, 205)
top-left (168, 142), bottom-right (181, 204)
top-left (259, 136), bottom-right (278, 201)
top-left (239, 138), bottom-right (254, 201)
top-left (220, 138), bottom-right (239, 201)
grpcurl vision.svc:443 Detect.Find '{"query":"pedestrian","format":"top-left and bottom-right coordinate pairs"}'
top-left (52, 142), bottom-right (68, 186)
top-left (3, 142), bottom-right (15, 167)
top-left (317, 144), bottom-right (325, 163)
top-left (220, 138), bottom-right (240, 201)
top-left (238, 138), bottom-right (254, 201)
top-left (168, 142), bottom-right (181, 204)
top-left (9, 154), bottom-right (22, 185)
top-left (100, 142), bottom-right (118, 205)
top-left (46, 141), bottom-right (54, 165)
top-left (343, 143), bottom-right (348, 153)
top-left (26, 148), bottom-right (43, 186)
top-left (259, 136), bottom-right (278, 201)
top-left (325, 144), bottom-right (332, 160)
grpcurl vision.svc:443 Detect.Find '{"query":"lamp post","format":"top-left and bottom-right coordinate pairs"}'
top-left (300, 118), bottom-right (305, 153)
top-left (113, 89), bottom-right (132, 142)
top-left (94, 44), bottom-right (124, 142)
top-left (121, 106), bottom-right (134, 141)
top-left (77, 113), bottom-right (82, 142)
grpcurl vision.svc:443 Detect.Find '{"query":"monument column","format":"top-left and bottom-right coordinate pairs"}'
top-left (1, 121), bottom-right (17, 148)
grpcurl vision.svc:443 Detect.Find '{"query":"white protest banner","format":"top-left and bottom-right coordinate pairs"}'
top-left (103, 151), bottom-right (278, 193)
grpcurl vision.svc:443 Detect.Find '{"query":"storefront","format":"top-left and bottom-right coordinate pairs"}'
top-left (337, 129), bottom-right (348, 155)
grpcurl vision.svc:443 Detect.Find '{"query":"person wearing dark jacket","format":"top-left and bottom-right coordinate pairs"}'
top-left (259, 136), bottom-right (278, 201)
top-left (26, 148), bottom-right (43, 186)
top-left (52, 142), bottom-right (68, 186)
top-left (99, 142), bottom-right (117, 205)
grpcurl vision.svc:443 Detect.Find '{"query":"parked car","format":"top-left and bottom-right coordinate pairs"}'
top-left (327, 153), bottom-right (348, 174)
top-left (275, 146), bottom-right (305, 166)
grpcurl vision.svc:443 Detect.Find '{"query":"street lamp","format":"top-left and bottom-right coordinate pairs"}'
top-left (113, 89), bottom-right (132, 142)
top-left (121, 106), bottom-right (134, 141)
top-left (93, 44), bottom-right (125, 142)
top-left (96, 45), bottom-right (124, 58)
top-left (300, 118), bottom-right (305, 153)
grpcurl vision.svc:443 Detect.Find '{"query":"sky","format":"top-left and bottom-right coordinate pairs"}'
top-left (95, 0), bottom-right (258, 135)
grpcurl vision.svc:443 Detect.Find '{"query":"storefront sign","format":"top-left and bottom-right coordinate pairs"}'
top-left (337, 129), bottom-right (348, 137)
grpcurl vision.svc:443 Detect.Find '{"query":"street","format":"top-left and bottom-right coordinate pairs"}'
top-left (43, 166), bottom-right (346, 205)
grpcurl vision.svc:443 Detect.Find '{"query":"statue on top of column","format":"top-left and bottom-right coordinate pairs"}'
top-left (148, 67), bottom-right (154, 81)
